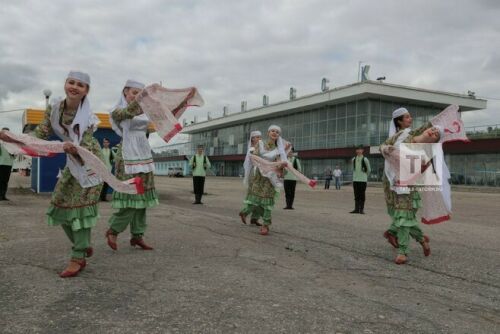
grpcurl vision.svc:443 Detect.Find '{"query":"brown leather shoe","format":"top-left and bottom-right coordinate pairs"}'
top-left (383, 231), bottom-right (399, 248)
top-left (420, 235), bottom-right (431, 257)
top-left (239, 212), bottom-right (247, 224)
top-left (395, 254), bottom-right (408, 265)
top-left (105, 229), bottom-right (117, 251)
top-left (130, 237), bottom-right (153, 250)
top-left (59, 258), bottom-right (86, 278)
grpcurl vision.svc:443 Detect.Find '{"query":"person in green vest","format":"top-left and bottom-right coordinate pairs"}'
top-left (350, 145), bottom-right (371, 214)
top-left (283, 147), bottom-right (301, 209)
top-left (0, 127), bottom-right (15, 201)
top-left (189, 145), bottom-right (211, 204)
top-left (99, 137), bottom-right (115, 201)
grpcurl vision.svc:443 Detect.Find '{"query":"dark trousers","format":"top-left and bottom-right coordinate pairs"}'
top-left (193, 176), bottom-right (205, 203)
top-left (324, 178), bottom-right (331, 189)
top-left (284, 180), bottom-right (297, 208)
top-left (0, 165), bottom-right (13, 199)
top-left (352, 181), bottom-right (367, 212)
top-left (100, 182), bottom-right (109, 201)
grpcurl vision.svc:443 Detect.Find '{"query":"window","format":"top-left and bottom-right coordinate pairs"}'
top-left (337, 104), bottom-right (346, 118)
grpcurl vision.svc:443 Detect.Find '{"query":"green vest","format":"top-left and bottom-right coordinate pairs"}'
top-left (190, 154), bottom-right (211, 177)
top-left (284, 156), bottom-right (301, 181)
top-left (0, 143), bottom-right (15, 166)
top-left (352, 155), bottom-right (371, 182)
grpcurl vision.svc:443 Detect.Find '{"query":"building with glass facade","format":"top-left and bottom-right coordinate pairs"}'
top-left (154, 81), bottom-right (500, 186)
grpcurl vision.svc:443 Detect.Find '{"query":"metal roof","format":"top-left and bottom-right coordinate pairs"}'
top-left (183, 80), bottom-right (487, 133)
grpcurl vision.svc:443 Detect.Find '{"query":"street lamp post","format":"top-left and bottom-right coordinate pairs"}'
top-left (43, 89), bottom-right (52, 109)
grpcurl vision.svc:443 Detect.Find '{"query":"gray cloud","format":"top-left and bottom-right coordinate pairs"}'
top-left (1, 0), bottom-right (499, 136)
top-left (0, 63), bottom-right (38, 100)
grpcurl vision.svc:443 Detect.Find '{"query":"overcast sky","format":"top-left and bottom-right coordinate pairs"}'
top-left (1, 0), bottom-right (499, 146)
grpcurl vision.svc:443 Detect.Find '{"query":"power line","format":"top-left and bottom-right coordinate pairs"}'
top-left (0, 108), bottom-right (28, 114)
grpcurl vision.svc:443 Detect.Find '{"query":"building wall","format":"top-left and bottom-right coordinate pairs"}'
top-left (158, 95), bottom-right (499, 186)
top-left (154, 160), bottom-right (190, 176)
top-left (190, 98), bottom-right (442, 155)
top-left (445, 153), bottom-right (500, 186)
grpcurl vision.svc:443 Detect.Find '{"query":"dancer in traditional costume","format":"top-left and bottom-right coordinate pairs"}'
top-left (243, 125), bottom-right (289, 235)
top-left (239, 130), bottom-right (264, 226)
top-left (1, 71), bottom-right (103, 277)
top-left (380, 107), bottom-right (437, 264)
top-left (106, 80), bottom-right (158, 251)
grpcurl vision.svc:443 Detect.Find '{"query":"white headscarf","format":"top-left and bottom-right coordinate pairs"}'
top-left (50, 71), bottom-right (99, 144)
top-left (49, 71), bottom-right (101, 187)
top-left (389, 107), bottom-right (410, 137)
top-left (267, 125), bottom-right (288, 162)
top-left (243, 130), bottom-right (262, 186)
top-left (67, 70), bottom-right (90, 85)
top-left (109, 79), bottom-right (146, 136)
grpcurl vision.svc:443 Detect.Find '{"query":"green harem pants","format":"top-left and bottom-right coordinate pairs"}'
top-left (387, 218), bottom-right (424, 255)
top-left (241, 201), bottom-right (265, 221)
top-left (240, 201), bottom-right (272, 226)
top-left (108, 208), bottom-right (147, 238)
top-left (61, 225), bottom-right (91, 259)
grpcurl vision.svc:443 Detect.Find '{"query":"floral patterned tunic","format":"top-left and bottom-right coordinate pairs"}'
top-left (34, 101), bottom-right (104, 210)
top-left (382, 122), bottom-right (432, 215)
top-left (246, 141), bottom-right (280, 205)
top-left (110, 101), bottom-right (158, 209)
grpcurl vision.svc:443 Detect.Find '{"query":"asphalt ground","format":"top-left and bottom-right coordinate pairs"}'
top-left (0, 175), bottom-right (499, 333)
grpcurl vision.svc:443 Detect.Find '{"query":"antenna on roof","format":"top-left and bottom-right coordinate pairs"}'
top-left (262, 95), bottom-right (269, 106)
top-left (321, 78), bottom-right (329, 92)
top-left (241, 101), bottom-right (247, 112)
top-left (361, 65), bottom-right (370, 81)
top-left (223, 106), bottom-right (229, 116)
top-left (289, 87), bottom-right (297, 100)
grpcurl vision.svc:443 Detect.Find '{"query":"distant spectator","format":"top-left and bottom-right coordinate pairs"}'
top-left (324, 167), bottom-right (333, 190)
top-left (333, 165), bottom-right (342, 190)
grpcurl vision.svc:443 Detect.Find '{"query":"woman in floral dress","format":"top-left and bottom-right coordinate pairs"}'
top-left (239, 130), bottom-right (263, 226)
top-left (381, 108), bottom-right (438, 264)
top-left (106, 80), bottom-right (159, 251)
top-left (0, 71), bottom-right (104, 277)
top-left (244, 125), bottom-right (288, 235)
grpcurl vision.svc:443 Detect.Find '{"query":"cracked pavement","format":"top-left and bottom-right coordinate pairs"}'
top-left (0, 176), bottom-right (499, 333)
